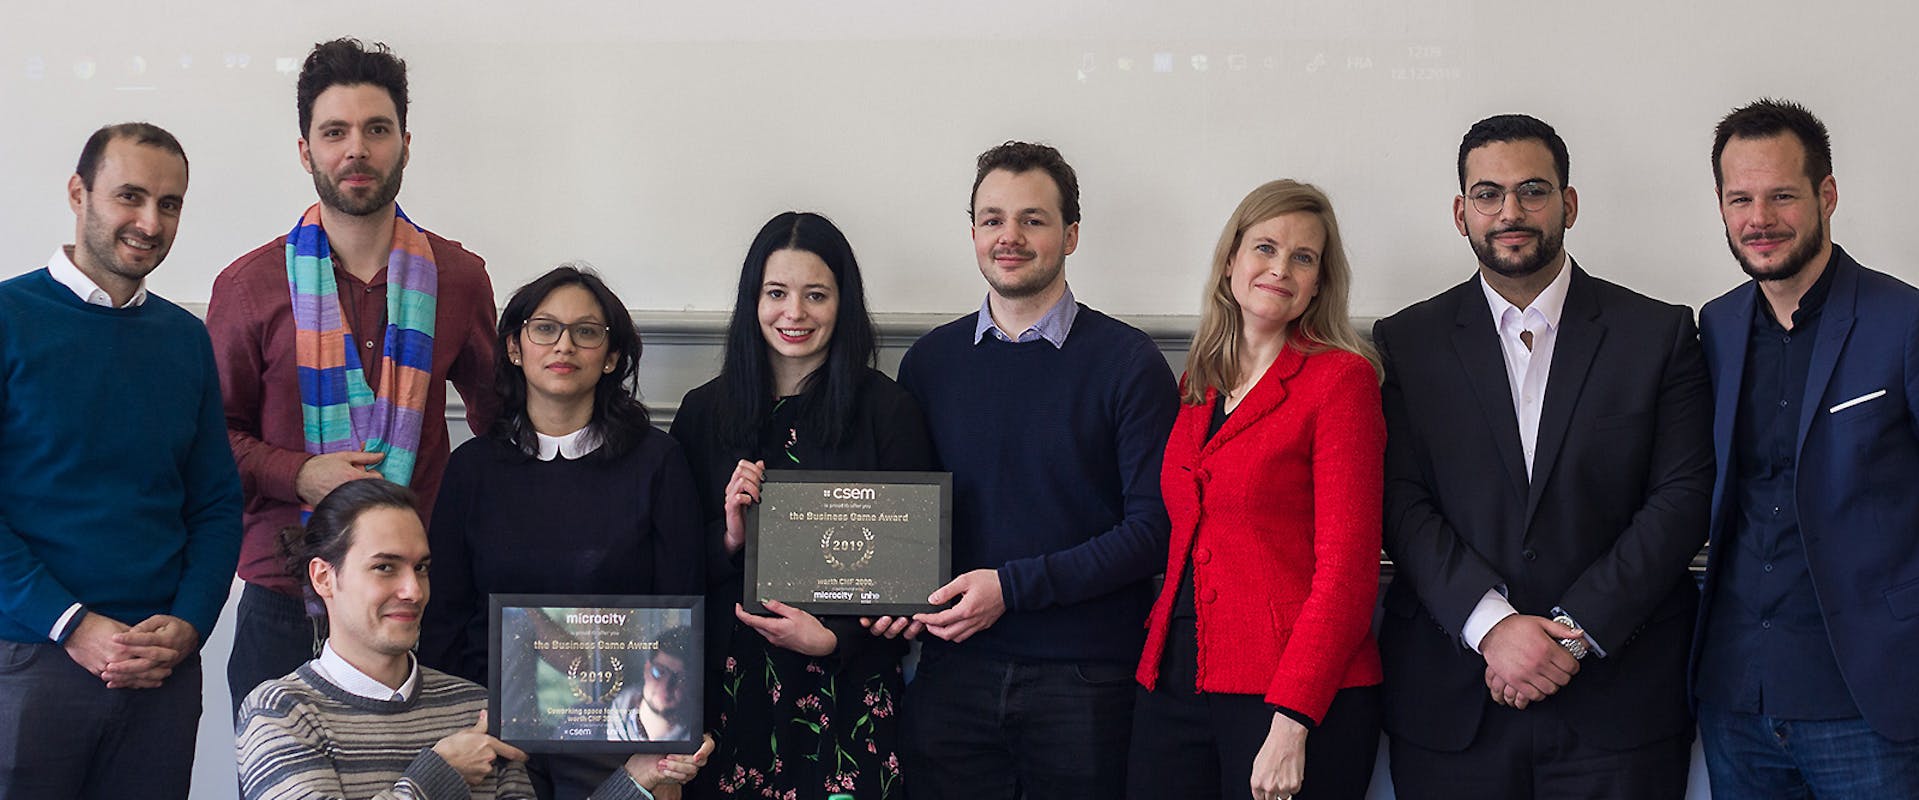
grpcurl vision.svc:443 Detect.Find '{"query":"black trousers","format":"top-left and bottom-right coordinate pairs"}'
top-left (0, 639), bottom-right (202, 799)
top-left (226, 582), bottom-right (323, 718)
top-left (902, 648), bottom-right (1136, 800)
top-left (1127, 618), bottom-right (1381, 800)
top-left (1388, 703), bottom-right (1691, 800)
top-left (526, 752), bottom-right (630, 800)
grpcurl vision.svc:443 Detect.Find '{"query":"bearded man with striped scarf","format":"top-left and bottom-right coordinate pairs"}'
top-left (208, 37), bottom-right (499, 717)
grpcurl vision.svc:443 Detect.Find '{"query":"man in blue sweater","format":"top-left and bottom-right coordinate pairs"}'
top-left (892, 141), bottom-right (1179, 799)
top-left (0, 123), bottom-right (244, 798)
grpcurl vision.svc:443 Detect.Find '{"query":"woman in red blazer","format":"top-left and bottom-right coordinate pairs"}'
top-left (1128, 180), bottom-right (1386, 800)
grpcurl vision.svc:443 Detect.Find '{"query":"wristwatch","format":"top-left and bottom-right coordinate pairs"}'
top-left (1552, 614), bottom-right (1589, 660)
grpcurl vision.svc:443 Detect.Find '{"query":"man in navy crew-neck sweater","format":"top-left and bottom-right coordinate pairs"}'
top-left (0, 123), bottom-right (243, 798)
top-left (892, 141), bottom-right (1178, 800)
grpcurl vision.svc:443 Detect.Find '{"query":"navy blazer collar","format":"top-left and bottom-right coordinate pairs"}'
top-left (1707, 245), bottom-right (1862, 464)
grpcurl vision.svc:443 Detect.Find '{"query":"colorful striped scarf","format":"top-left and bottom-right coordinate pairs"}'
top-left (286, 204), bottom-right (437, 492)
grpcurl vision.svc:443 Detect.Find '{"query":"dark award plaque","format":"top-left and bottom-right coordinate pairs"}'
top-left (488, 594), bottom-right (703, 754)
top-left (744, 470), bottom-right (952, 616)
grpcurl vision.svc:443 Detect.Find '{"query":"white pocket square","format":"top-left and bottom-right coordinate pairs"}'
top-left (1829, 389), bottom-right (1888, 414)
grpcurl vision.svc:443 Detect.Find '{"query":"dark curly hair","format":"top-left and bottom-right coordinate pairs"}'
top-left (970, 141), bottom-right (1081, 225)
top-left (296, 37), bottom-right (409, 137)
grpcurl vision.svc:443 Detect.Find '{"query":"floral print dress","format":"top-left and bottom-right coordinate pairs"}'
top-left (710, 620), bottom-right (907, 799)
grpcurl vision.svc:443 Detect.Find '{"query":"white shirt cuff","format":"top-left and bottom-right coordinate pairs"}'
top-left (51, 603), bottom-right (85, 642)
top-left (1462, 588), bottom-right (1517, 654)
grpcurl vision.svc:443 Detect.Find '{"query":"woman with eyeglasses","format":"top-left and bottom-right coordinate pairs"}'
top-left (420, 263), bottom-right (707, 798)
top-left (670, 212), bottom-right (935, 799)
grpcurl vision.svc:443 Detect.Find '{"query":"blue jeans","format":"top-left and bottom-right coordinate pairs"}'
top-left (1699, 704), bottom-right (1919, 799)
top-left (902, 648), bottom-right (1135, 800)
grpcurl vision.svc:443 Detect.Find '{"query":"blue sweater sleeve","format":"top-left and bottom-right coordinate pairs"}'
top-left (170, 329), bottom-right (245, 640)
top-left (0, 522), bottom-right (83, 642)
top-left (996, 339), bottom-right (1178, 611)
top-left (0, 300), bottom-right (81, 641)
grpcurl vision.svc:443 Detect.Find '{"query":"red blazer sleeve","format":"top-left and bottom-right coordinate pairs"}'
top-left (1264, 356), bottom-right (1385, 719)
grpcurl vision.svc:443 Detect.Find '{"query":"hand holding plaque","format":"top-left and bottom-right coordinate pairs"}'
top-left (721, 459), bottom-right (768, 555)
top-left (744, 470), bottom-right (953, 616)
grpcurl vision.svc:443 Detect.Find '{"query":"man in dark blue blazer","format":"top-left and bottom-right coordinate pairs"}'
top-left (1692, 98), bottom-right (1919, 796)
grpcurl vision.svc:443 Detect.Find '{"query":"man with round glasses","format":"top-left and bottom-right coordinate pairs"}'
top-left (1373, 113), bottom-right (1713, 799)
top-left (207, 37), bottom-right (500, 716)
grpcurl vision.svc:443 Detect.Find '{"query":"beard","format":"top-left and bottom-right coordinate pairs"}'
top-left (311, 157), bottom-right (405, 217)
top-left (981, 249), bottom-right (1065, 299)
top-left (1729, 215), bottom-right (1825, 283)
top-left (78, 206), bottom-right (167, 284)
top-left (1470, 224), bottom-right (1564, 279)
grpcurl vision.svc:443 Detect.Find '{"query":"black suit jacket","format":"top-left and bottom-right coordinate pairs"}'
top-left (1374, 264), bottom-right (1713, 752)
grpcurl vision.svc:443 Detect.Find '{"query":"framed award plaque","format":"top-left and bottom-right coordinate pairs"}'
top-left (487, 594), bottom-right (704, 754)
top-left (744, 470), bottom-right (953, 616)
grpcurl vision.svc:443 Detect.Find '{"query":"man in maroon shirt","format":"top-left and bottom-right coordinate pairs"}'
top-left (206, 37), bottom-right (498, 716)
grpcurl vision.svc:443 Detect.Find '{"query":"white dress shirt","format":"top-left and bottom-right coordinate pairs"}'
top-left (1461, 263), bottom-right (1572, 653)
top-left (310, 639), bottom-right (420, 702)
top-left (48, 246), bottom-right (148, 308)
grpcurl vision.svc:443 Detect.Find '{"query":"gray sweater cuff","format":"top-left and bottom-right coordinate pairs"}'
top-left (406, 749), bottom-right (473, 800)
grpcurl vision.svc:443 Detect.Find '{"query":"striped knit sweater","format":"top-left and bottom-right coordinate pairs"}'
top-left (237, 662), bottom-right (646, 800)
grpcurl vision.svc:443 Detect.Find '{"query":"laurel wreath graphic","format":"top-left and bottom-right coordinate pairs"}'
top-left (821, 525), bottom-right (877, 572)
top-left (566, 654), bottom-right (624, 704)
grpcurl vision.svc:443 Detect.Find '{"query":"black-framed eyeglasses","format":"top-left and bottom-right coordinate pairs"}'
top-left (1467, 180), bottom-right (1559, 216)
top-left (523, 318), bottom-right (610, 349)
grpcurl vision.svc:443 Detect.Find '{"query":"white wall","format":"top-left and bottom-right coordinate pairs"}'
top-left (4, 1), bottom-right (1914, 321)
top-left (9, 2), bottom-right (1889, 796)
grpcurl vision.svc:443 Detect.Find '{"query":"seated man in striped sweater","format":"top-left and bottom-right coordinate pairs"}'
top-left (236, 479), bottom-right (712, 799)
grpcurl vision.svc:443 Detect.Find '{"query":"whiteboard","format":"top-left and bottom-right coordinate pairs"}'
top-left (2, 0), bottom-right (1910, 319)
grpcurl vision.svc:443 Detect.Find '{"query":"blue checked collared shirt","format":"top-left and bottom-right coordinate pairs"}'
top-left (972, 285), bottom-right (1080, 348)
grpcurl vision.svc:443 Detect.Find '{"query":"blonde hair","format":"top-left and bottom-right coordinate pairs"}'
top-left (1182, 179), bottom-right (1379, 405)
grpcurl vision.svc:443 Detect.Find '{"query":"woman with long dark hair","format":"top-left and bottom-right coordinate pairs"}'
top-left (671, 212), bottom-right (934, 799)
top-left (420, 263), bottom-right (706, 798)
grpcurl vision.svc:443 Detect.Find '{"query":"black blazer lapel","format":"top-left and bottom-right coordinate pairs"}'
top-left (1526, 265), bottom-right (1604, 523)
top-left (1451, 280), bottom-right (1531, 500)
